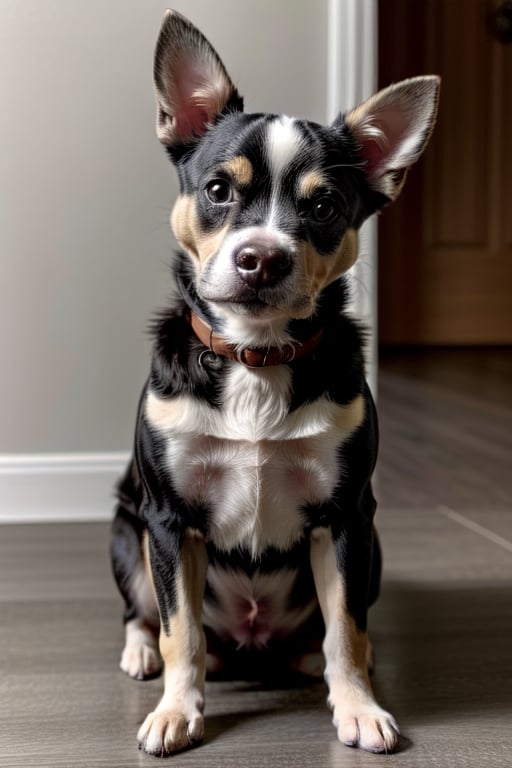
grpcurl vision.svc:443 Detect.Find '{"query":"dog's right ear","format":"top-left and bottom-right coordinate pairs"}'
top-left (154, 10), bottom-right (243, 151)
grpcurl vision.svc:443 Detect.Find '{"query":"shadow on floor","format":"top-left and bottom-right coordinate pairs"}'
top-left (371, 580), bottom-right (512, 722)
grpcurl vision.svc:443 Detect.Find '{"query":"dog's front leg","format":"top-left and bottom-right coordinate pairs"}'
top-left (310, 519), bottom-right (399, 753)
top-left (137, 525), bottom-right (208, 757)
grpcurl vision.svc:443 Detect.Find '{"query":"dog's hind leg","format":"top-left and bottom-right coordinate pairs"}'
top-left (111, 466), bottom-right (161, 680)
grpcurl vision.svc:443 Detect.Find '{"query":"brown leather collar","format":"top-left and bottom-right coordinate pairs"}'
top-left (187, 310), bottom-right (324, 368)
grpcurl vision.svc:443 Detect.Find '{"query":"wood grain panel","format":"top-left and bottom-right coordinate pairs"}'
top-left (428, 0), bottom-right (490, 247)
top-left (379, 0), bottom-right (512, 344)
top-left (378, 0), bottom-right (431, 345)
top-left (413, 246), bottom-right (512, 344)
top-left (500, 43), bottom-right (512, 248)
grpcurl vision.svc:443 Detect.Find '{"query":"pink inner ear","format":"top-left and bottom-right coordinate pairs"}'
top-left (170, 58), bottom-right (216, 141)
top-left (358, 138), bottom-right (385, 175)
top-left (356, 108), bottom-right (417, 177)
top-left (174, 103), bottom-right (210, 142)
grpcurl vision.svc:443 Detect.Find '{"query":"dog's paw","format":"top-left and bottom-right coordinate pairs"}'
top-left (120, 621), bottom-right (161, 680)
top-left (121, 641), bottom-right (161, 680)
top-left (137, 709), bottom-right (204, 756)
top-left (334, 704), bottom-right (399, 753)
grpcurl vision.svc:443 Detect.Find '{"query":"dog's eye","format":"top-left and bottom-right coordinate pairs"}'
top-left (205, 179), bottom-right (233, 205)
top-left (310, 195), bottom-right (340, 224)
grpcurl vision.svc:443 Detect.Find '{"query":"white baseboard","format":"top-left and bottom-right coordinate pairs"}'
top-left (0, 452), bottom-right (130, 523)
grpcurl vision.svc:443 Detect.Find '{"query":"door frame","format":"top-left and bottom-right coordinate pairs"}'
top-left (327, 0), bottom-right (378, 393)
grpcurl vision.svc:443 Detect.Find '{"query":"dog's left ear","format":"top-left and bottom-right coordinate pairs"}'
top-left (154, 10), bottom-right (243, 149)
top-left (343, 75), bottom-right (440, 202)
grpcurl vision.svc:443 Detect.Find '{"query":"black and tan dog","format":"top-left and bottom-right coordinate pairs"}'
top-left (111, 9), bottom-right (439, 757)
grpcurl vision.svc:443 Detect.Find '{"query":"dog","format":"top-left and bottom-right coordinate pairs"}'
top-left (111, 9), bottom-right (439, 757)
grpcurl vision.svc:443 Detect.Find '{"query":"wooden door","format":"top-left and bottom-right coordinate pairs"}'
top-left (378, 0), bottom-right (512, 345)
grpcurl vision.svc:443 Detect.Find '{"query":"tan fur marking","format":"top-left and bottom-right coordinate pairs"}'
top-left (171, 194), bottom-right (200, 258)
top-left (159, 532), bottom-right (207, 668)
top-left (344, 98), bottom-right (384, 138)
top-left (334, 394), bottom-right (365, 435)
top-left (221, 156), bottom-right (253, 187)
top-left (342, 611), bottom-right (370, 673)
top-left (298, 169), bottom-right (328, 199)
top-left (159, 606), bottom-right (194, 668)
top-left (146, 390), bottom-right (181, 432)
top-left (301, 227), bottom-right (359, 299)
top-left (163, 530), bottom-right (207, 634)
top-left (142, 530), bottom-right (156, 599)
top-left (338, 227), bottom-right (359, 272)
top-left (171, 194), bottom-right (231, 269)
top-left (195, 222), bottom-right (231, 267)
top-left (311, 527), bottom-right (369, 676)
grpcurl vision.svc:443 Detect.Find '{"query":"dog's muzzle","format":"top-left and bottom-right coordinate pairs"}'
top-left (234, 240), bottom-right (292, 291)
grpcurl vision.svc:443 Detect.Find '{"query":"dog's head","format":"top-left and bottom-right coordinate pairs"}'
top-left (154, 10), bottom-right (439, 342)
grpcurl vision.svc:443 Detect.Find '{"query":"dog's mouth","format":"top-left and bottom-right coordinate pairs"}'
top-left (215, 290), bottom-right (270, 308)
top-left (177, 265), bottom-right (299, 321)
top-left (203, 291), bottom-right (313, 321)
top-left (226, 298), bottom-right (268, 314)
top-left (195, 266), bottom-right (314, 320)
top-left (199, 282), bottom-right (281, 311)
top-left (207, 295), bottom-right (279, 318)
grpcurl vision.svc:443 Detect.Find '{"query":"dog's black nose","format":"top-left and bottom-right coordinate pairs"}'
top-left (234, 243), bottom-right (292, 289)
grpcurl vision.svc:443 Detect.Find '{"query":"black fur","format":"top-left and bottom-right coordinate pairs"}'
top-left (110, 9), bottom-right (439, 757)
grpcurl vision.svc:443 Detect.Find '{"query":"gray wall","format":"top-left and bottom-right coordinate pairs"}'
top-left (1, 0), bottom-right (328, 454)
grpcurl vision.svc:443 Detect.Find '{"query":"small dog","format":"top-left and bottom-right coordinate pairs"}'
top-left (111, 9), bottom-right (439, 757)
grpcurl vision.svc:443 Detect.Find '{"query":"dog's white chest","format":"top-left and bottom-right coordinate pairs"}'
top-left (146, 366), bottom-right (364, 554)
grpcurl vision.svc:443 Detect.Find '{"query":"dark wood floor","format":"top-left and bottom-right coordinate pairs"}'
top-left (1, 348), bottom-right (511, 768)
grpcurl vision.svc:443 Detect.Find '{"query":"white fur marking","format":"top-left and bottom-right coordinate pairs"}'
top-left (121, 619), bottom-right (161, 680)
top-left (146, 371), bottom-right (364, 442)
top-left (266, 116), bottom-right (305, 227)
top-left (145, 371), bottom-right (365, 555)
top-left (267, 116), bottom-right (304, 180)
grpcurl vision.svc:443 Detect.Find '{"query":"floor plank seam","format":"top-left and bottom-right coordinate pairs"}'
top-left (438, 505), bottom-right (512, 554)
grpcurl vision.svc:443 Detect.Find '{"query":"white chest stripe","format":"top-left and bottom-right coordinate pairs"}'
top-left (146, 373), bottom-right (363, 442)
top-left (145, 368), bottom-right (365, 554)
